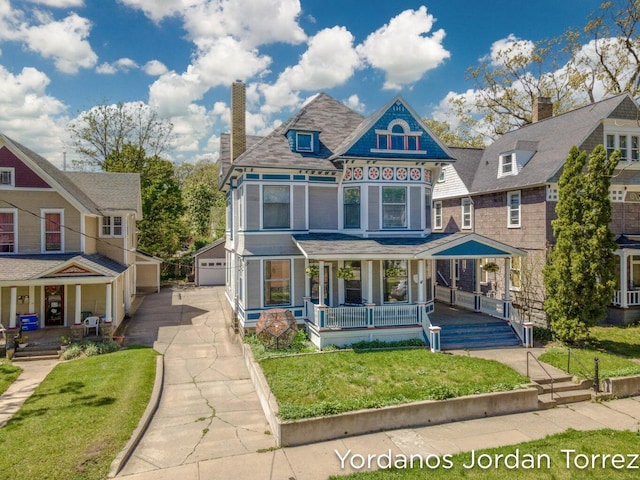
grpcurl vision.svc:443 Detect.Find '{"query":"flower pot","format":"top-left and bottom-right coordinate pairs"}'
top-left (112, 335), bottom-right (124, 346)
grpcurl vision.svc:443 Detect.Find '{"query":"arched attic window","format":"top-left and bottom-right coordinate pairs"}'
top-left (375, 119), bottom-right (422, 152)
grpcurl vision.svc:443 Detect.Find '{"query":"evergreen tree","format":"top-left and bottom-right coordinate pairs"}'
top-left (543, 145), bottom-right (619, 343)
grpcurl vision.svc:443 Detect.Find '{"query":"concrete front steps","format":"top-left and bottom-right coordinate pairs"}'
top-left (12, 343), bottom-right (62, 361)
top-left (532, 375), bottom-right (597, 409)
top-left (439, 320), bottom-right (521, 350)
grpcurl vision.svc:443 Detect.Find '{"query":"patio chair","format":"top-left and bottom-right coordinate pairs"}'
top-left (83, 316), bottom-right (100, 336)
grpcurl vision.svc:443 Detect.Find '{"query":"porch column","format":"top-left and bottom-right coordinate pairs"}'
top-left (474, 259), bottom-right (482, 312)
top-left (367, 260), bottom-right (373, 304)
top-left (620, 252), bottom-right (628, 308)
top-left (431, 259), bottom-right (437, 300)
top-left (9, 286), bottom-right (17, 329)
top-left (450, 259), bottom-right (457, 289)
top-left (304, 259), bottom-right (310, 297)
top-left (318, 260), bottom-right (325, 306)
top-left (504, 258), bottom-right (511, 301)
top-left (417, 259), bottom-right (425, 303)
top-left (75, 284), bottom-right (82, 325)
top-left (338, 260), bottom-right (345, 305)
top-left (28, 285), bottom-right (35, 315)
top-left (105, 283), bottom-right (113, 323)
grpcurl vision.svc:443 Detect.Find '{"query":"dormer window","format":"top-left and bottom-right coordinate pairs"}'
top-left (296, 132), bottom-right (313, 152)
top-left (0, 168), bottom-right (14, 188)
top-left (499, 153), bottom-right (515, 176)
top-left (606, 133), bottom-right (639, 162)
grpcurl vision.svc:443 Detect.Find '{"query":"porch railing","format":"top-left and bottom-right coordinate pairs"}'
top-left (326, 306), bottom-right (367, 328)
top-left (435, 285), bottom-right (451, 303)
top-left (306, 301), bottom-right (424, 330)
top-left (612, 290), bottom-right (640, 307)
top-left (509, 305), bottom-right (525, 345)
top-left (373, 304), bottom-right (418, 327)
top-left (478, 295), bottom-right (505, 317)
top-left (455, 290), bottom-right (476, 310)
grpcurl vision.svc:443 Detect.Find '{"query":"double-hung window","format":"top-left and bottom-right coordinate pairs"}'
top-left (42, 209), bottom-right (63, 252)
top-left (264, 260), bottom-right (291, 306)
top-left (434, 201), bottom-right (442, 229)
top-left (0, 209), bottom-right (16, 253)
top-left (606, 133), bottom-right (640, 162)
top-left (343, 187), bottom-right (360, 229)
top-left (102, 216), bottom-right (123, 237)
top-left (263, 185), bottom-right (290, 229)
top-left (382, 186), bottom-right (406, 228)
top-left (500, 153), bottom-right (514, 176)
top-left (0, 168), bottom-right (14, 188)
top-left (507, 191), bottom-right (521, 228)
top-left (461, 198), bottom-right (472, 229)
top-left (424, 190), bottom-right (432, 229)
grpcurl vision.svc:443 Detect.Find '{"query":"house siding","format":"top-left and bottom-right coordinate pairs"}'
top-left (246, 184), bottom-right (260, 230)
top-left (368, 186), bottom-right (380, 230)
top-left (409, 186), bottom-right (421, 230)
top-left (309, 186), bottom-right (337, 230)
top-left (0, 146), bottom-right (51, 188)
top-left (293, 185), bottom-right (307, 230)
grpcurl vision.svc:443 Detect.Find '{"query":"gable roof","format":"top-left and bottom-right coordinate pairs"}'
top-left (466, 93), bottom-right (635, 194)
top-left (64, 171), bottom-right (142, 218)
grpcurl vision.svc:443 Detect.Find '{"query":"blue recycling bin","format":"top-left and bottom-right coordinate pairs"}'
top-left (20, 313), bottom-right (38, 331)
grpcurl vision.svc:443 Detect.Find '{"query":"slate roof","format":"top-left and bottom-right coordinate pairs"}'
top-left (218, 133), bottom-right (263, 188)
top-left (64, 171), bottom-right (142, 217)
top-left (0, 254), bottom-right (127, 282)
top-left (465, 93), bottom-right (633, 194)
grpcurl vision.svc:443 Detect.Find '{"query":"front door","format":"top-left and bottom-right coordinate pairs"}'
top-left (45, 285), bottom-right (64, 326)
top-left (310, 265), bottom-right (331, 305)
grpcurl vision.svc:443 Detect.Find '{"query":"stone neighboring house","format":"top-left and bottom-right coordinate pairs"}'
top-left (219, 82), bottom-right (527, 349)
top-left (433, 93), bottom-right (640, 325)
top-left (0, 133), bottom-right (160, 333)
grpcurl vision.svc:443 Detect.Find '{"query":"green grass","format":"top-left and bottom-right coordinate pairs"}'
top-left (0, 347), bottom-right (157, 480)
top-left (0, 359), bottom-right (22, 396)
top-left (588, 325), bottom-right (640, 358)
top-left (539, 346), bottom-right (640, 379)
top-left (260, 349), bottom-right (528, 420)
top-left (332, 429), bottom-right (640, 479)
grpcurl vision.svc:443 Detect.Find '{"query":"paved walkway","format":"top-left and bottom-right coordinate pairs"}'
top-left (117, 286), bottom-right (640, 480)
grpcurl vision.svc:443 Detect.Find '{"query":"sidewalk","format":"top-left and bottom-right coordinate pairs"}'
top-left (0, 358), bottom-right (58, 428)
top-left (116, 286), bottom-right (640, 480)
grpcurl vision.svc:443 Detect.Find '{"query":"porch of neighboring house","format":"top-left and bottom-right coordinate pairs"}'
top-left (295, 233), bottom-right (532, 351)
top-left (610, 235), bottom-right (640, 325)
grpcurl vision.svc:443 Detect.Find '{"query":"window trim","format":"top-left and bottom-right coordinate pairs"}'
top-left (343, 186), bottom-right (361, 229)
top-left (510, 256), bottom-right (522, 291)
top-left (262, 184), bottom-right (292, 230)
top-left (434, 201), bottom-right (442, 229)
top-left (381, 185), bottom-right (407, 229)
top-left (0, 208), bottom-right (17, 254)
top-left (507, 190), bottom-right (521, 228)
top-left (41, 208), bottom-right (64, 253)
top-left (461, 198), bottom-right (473, 230)
top-left (605, 131), bottom-right (640, 162)
top-left (296, 132), bottom-right (313, 152)
top-left (263, 259), bottom-right (292, 307)
top-left (499, 153), bottom-right (515, 176)
top-left (0, 167), bottom-right (15, 188)
top-left (100, 215), bottom-right (125, 237)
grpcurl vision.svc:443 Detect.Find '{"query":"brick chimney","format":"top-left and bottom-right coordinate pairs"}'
top-left (230, 81), bottom-right (246, 162)
top-left (533, 96), bottom-right (553, 123)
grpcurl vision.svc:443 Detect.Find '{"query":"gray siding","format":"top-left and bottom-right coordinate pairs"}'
top-left (293, 185), bottom-right (306, 230)
top-left (410, 186), bottom-right (421, 230)
top-left (309, 186), bottom-right (338, 230)
top-left (293, 258), bottom-right (306, 305)
top-left (368, 186), bottom-right (380, 230)
top-left (245, 259), bottom-right (261, 309)
top-left (246, 184), bottom-right (260, 230)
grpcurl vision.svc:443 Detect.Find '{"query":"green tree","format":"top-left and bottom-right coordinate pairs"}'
top-left (423, 118), bottom-right (486, 148)
top-left (543, 145), bottom-right (619, 343)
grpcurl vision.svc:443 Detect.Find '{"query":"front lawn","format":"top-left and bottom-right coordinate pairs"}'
top-left (333, 429), bottom-right (640, 479)
top-left (539, 346), bottom-right (640, 379)
top-left (0, 359), bottom-right (22, 396)
top-left (260, 349), bottom-right (528, 420)
top-left (0, 347), bottom-right (157, 480)
top-left (588, 325), bottom-right (640, 358)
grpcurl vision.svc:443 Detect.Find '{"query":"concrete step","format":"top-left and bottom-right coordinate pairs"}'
top-left (538, 389), bottom-right (593, 405)
top-left (532, 375), bottom-right (573, 385)
top-left (537, 379), bottom-right (593, 395)
top-left (13, 353), bottom-right (61, 362)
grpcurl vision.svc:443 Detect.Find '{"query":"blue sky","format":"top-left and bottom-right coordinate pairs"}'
top-left (0, 0), bottom-right (606, 167)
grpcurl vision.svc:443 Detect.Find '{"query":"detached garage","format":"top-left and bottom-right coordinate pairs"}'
top-left (194, 239), bottom-right (226, 286)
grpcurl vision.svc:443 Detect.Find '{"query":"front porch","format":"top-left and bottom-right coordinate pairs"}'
top-left (610, 236), bottom-right (640, 325)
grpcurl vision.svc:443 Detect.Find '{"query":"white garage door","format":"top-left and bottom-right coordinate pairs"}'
top-left (198, 258), bottom-right (226, 285)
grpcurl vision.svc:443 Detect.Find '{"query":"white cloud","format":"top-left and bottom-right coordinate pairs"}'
top-left (96, 58), bottom-right (138, 74)
top-left (115, 0), bottom-right (200, 24)
top-left (0, 65), bottom-right (69, 164)
top-left (486, 34), bottom-right (535, 66)
top-left (356, 6), bottom-right (450, 90)
top-left (25, 0), bottom-right (84, 7)
top-left (143, 60), bottom-right (168, 76)
top-left (345, 94), bottom-right (365, 113)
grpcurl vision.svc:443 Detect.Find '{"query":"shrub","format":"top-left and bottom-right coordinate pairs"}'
top-left (61, 340), bottom-right (121, 360)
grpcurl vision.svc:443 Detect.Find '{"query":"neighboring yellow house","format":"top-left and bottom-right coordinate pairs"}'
top-left (0, 133), bottom-right (160, 332)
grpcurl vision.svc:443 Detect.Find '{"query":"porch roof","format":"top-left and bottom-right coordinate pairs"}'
top-left (0, 253), bottom-right (127, 286)
top-left (292, 232), bottom-right (525, 260)
top-left (616, 235), bottom-right (640, 250)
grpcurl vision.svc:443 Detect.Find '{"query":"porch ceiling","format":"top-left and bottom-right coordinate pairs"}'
top-left (292, 232), bottom-right (524, 260)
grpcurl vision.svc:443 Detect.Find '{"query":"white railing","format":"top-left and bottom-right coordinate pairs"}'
top-left (612, 290), bottom-right (640, 307)
top-left (509, 305), bottom-right (525, 345)
top-left (435, 285), bottom-right (451, 303)
top-left (326, 306), bottom-right (367, 328)
top-left (479, 295), bottom-right (506, 318)
top-left (373, 304), bottom-right (418, 327)
top-left (455, 290), bottom-right (476, 310)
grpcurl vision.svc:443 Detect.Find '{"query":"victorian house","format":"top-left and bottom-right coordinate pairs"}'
top-left (219, 82), bottom-right (528, 350)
